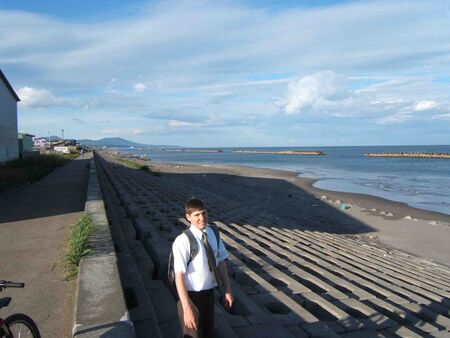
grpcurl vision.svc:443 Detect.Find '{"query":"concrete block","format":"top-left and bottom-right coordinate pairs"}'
top-left (400, 302), bottom-right (450, 330)
top-left (301, 292), bottom-right (364, 331)
top-left (215, 303), bottom-right (249, 328)
top-left (250, 292), bottom-right (317, 325)
top-left (133, 320), bottom-right (163, 338)
top-left (285, 325), bottom-right (309, 338)
top-left (134, 217), bottom-right (162, 241)
top-left (157, 319), bottom-right (182, 338)
top-left (128, 240), bottom-right (155, 281)
top-left (73, 320), bottom-right (135, 338)
top-left (340, 329), bottom-right (387, 338)
top-left (366, 298), bottom-right (441, 334)
top-left (334, 298), bottom-right (394, 330)
top-left (75, 256), bottom-right (128, 328)
top-left (386, 325), bottom-right (423, 338)
top-left (143, 239), bottom-right (171, 280)
top-left (147, 285), bottom-right (178, 324)
top-left (225, 281), bottom-right (275, 326)
top-left (234, 324), bottom-right (295, 338)
top-left (301, 322), bottom-right (341, 338)
top-left (213, 312), bottom-right (239, 338)
top-left (126, 203), bottom-right (143, 219)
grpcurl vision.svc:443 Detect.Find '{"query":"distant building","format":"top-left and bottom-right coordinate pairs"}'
top-left (0, 69), bottom-right (20, 163)
top-left (18, 133), bottom-right (35, 158)
top-left (64, 139), bottom-right (77, 146)
top-left (54, 146), bottom-right (70, 154)
top-left (33, 137), bottom-right (48, 149)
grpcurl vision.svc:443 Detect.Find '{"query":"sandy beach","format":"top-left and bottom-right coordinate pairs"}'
top-left (119, 154), bottom-right (450, 267)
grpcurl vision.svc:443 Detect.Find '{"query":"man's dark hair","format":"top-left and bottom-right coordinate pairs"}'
top-left (185, 197), bottom-right (205, 215)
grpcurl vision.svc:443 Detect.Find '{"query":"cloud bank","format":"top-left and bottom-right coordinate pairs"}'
top-left (1, 0), bottom-right (450, 145)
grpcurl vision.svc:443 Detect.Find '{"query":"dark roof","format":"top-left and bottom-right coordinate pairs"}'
top-left (0, 69), bottom-right (20, 102)
top-left (18, 132), bottom-right (35, 137)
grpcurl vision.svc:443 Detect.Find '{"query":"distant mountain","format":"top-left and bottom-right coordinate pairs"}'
top-left (78, 137), bottom-right (179, 148)
top-left (78, 137), bottom-right (147, 147)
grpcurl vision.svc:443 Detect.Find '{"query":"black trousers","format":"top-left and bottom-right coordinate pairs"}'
top-left (177, 288), bottom-right (215, 338)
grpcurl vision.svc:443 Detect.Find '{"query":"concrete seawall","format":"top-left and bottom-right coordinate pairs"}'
top-left (89, 150), bottom-right (450, 337)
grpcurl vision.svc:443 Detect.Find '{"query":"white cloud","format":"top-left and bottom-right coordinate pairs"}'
top-left (4, 1), bottom-right (450, 145)
top-left (168, 120), bottom-right (201, 128)
top-left (376, 112), bottom-right (412, 124)
top-left (131, 128), bottom-right (144, 135)
top-left (17, 86), bottom-right (75, 108)
top-left (134, 83), bottom-right (146, 93)
top-left (432, 113), bottom-right (450, 121)
top-left (283, 71), bottom-right (348, 114)
top-left (414, 100), bottom-right (437, 111)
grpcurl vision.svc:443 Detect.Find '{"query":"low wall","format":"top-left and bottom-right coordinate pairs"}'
top-left (72, 158), bottom-right (135, 338)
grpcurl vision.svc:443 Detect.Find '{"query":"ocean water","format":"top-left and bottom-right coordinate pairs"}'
top-left (116, 145), bottom-right (450, 215)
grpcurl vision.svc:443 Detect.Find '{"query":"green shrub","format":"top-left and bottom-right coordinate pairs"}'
top-left (0, 154), bottom-right (74, 190)
top-left (63, 214), bottom-right (95, 280)
top-left (139, 165), bottom-right (150, 171)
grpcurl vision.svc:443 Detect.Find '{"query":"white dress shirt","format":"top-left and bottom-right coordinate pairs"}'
top-left (172, 224), bottom-right (229, 291)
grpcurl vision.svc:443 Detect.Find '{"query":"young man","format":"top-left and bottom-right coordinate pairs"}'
top-left (172, 197), bottom-right (234, 338)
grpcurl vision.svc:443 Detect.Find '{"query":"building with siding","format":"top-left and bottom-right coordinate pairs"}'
top-left (0, 69), bottom-right (20, 163)
top-left (18, 133), bottom-right (35, 158)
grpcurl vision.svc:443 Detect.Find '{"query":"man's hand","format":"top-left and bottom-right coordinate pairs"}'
top-left (223, 292), bottom-right (234, 310)
top-left (183, 302), bottom-right (198, 330)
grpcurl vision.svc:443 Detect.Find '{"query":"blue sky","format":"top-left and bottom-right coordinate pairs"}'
top-left (1, 0), bottom-right (449, 146)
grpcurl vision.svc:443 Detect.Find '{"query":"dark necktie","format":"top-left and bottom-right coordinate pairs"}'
top-left (202, 231), bottom-right (224, 288)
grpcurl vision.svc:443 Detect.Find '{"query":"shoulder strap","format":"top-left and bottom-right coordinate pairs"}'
top-left (183, 229), bottom-right (198, 264)
top-left (209, 224), bottom-right (221, 248)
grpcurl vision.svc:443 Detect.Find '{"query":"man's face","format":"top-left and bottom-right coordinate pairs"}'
top-left (186, 209), bottom-right (208, 230)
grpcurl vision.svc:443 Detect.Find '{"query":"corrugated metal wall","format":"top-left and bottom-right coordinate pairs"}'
top-left (0, 78), bottom-right (19, 162)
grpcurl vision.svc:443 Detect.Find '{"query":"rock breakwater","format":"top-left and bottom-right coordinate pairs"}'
top-left (364, 152), bottom-right (450, 159)
top-left (234, 150), bottom-right (326, 155)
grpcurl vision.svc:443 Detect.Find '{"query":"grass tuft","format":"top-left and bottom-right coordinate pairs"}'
top-left (113, 156), bottom-right (161, 175)
top-left (63, 214), bottom-right (95, 280)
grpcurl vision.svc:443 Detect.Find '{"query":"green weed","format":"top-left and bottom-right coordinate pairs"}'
top-left (63, 214), bottom-right (95, 280)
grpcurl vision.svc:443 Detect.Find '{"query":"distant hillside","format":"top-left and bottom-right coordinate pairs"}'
top-left (78, 137), bottom-right (147, 147)
top-left (78, 137), bottom-right (179, 148)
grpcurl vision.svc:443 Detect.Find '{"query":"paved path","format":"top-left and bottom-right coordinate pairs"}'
top-left (0, 155), bottom-right (90, 338)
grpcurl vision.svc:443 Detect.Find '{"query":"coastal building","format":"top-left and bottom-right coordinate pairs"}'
top-left (0, 69), bottom-right (20, 163)
top-left (33, 137), bottom-right (48, 149)
top-left (18, 132), bottom-right (35, 158)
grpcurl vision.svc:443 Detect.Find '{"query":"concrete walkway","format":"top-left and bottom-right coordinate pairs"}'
top-left (0, 155), bottom-right (91, 338)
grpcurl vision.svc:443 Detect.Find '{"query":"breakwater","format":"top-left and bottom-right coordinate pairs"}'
top-left (364, 152), bottom-right (450, 159)
top-left (162, 149), bottom-right (223, 153)
top-left (233, 150), bottom-right (326, 155)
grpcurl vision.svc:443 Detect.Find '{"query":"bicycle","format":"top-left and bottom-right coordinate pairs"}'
top-left (0, 280), bottom-right (40, 338)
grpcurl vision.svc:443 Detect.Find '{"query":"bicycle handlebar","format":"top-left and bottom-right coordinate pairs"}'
top-left (0, 280), bottom-right (25, 289)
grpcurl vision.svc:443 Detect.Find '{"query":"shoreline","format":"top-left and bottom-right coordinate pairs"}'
top-left (154, 158), bottom-right (450, 220)
top-left (109, 152), bottom-right (450, 266)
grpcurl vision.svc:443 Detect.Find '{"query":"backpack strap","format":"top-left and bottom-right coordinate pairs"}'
top-left (183, 229), bottom-right (198, 265)
top-left (209, 224), bottom-right (221, 250)
top-left (182, 225), bottom-right (221, 265)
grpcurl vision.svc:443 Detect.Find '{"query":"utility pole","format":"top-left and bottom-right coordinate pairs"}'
top-left (61, 129), bottom-right (65, 141)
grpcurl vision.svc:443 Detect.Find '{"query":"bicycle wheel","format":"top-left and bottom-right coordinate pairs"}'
top-left (4, 313), bottom-right (40, 338)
